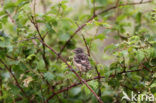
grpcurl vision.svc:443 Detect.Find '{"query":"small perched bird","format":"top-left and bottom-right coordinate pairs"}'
top-left (73, 48), bottom-right (91, 72)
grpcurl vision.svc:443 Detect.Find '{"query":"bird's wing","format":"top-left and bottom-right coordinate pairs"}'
top-left (78, 54), bottom-right (91, 70)
top-left (73, 53), bottom-right (91, 72)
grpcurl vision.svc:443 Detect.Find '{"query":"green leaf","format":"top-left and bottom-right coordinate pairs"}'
top-left (0, 22), bottom-right (2, 29)
top-left (45, 23), bottom-right (56, 33)
top-left (44, 72), bottom-right (54, 81)
top-left (121, 50), bottom-right (129, 66)
top-left (104, 44), bottom-right (116, 52)
top-left (0, 11), bottom-right (5, 16)
top-left (4, 2), bottom-right (17, 10)
top-left (82, 85), bottom-right (90, 95)
top-left (136, 50), bottom-right (145, 63)
top-left (70, 87), bottom-right (81, 96)
top-left (59, 34), bottom-right (70, 41)
top-left (26, 54), bottom-right (36, 61)
top-left (94, 33), bottom-right (106, 40)
top-left (136, 12), bottom-right (142, 24)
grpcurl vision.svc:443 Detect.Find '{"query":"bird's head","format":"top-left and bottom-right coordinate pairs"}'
top-left (73, 48), bottom-right (84, 54)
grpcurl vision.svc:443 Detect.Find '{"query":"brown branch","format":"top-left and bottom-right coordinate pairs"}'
top-left (29, 0), bottom-right (49, 70)
top-left (36, 38), bottom-right (103, 103)
top-left (75, 22), bottom-right (91, 56)
top-left (58, 0), bottom-right (152, 56)
top-left (5, 11), bottom-right (15, 24)
top-left (81, 34), bottom-right (91, 56)
top-left (29, 16), bottom-right (49, 70)
top-left (58, 16), bottom-right (95, 57)
top-left (48, 69), bottom-right (144, 99)
top-left (47, 64), bottom-right (151, 101)
top-left (94, 65), bottom-right (101, 97)
top-left (0, 59), bottom-right (31, 101)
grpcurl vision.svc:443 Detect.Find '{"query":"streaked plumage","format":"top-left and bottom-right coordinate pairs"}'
top-left (73, 48), bottom-right (91, 72)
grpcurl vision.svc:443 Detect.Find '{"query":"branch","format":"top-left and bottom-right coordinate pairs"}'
top-left (36, 38), bottom-right (103, 103)
top-left (29, 16), bottom-right (49, 70)
top-left (58, 0), bottom-right (152, 56)
top-left (5, 11), bottom-right (15, 24)
top-left (94, 65), bottom-right (101, 97)
top-left (81, 34), bottom-right (91, 56)
top-left (29, 0), bottom-right (49, 70)
top-left (48, 69), bottom-right (144, 99)
top-left (0, 59), bottom-right (31, 101)
top-left (75, 22), bottom-right (91, 56)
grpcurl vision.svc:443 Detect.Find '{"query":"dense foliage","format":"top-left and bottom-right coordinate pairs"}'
top-left (0, 0), bottom-right (156, 103)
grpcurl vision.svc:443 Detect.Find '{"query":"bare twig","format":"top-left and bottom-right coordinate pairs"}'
top-left (81, 34), bottom-right (91, 56)
top-left (58, 0), bottom-right (152, 56)
top-left (75, 22), bottom-right (91, 56)
top-left (94, 66), bottom-right (101, 97)
top-left (36, 38), bottom-right (103, 103)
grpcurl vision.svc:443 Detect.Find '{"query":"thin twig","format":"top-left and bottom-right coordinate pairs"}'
top-left (81, 34), bottom-right (91, 56)
top-left (58, 0), bottom-right (152, 56)
top-left (94, 66), bottom-right (101, 97)
top-left (29, 0), bottom-right (49, 70)
top-left (75, 22), bottom-right (91, 56)
top-left (5, 11), bottom-right (15, 24)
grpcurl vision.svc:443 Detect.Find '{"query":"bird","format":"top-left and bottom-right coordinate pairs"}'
top-left (73, 48), bottom-right (91, 72)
